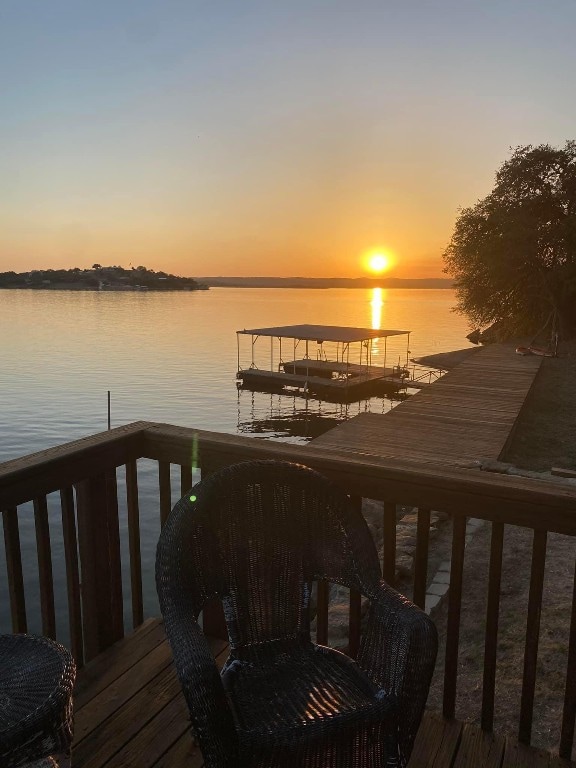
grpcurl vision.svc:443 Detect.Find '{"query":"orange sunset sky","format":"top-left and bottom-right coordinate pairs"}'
top-left (2, 2), bottom-right (575, 279)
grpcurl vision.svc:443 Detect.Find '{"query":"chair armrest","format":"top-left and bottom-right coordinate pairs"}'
top-left (161, 601), bottom-right (239, 768)
top-left (357, 580), bottom-right (438, 762)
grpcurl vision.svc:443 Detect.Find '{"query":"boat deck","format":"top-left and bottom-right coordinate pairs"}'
top-left (237, 367), bottom-right (397, 402)
top-left (309, 343), bottom-right (543, 466)
top-left (72, 618), bottom-right (571, 767)
top-left (282, 358), bottom-right (396, 378)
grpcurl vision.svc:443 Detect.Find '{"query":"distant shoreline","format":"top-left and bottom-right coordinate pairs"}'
top-left (200, 277), bottom-right (453, 289)
top-left (0, 270), bottom-right (453, 291)
top-left (0, 284), bottom-right (205, 292)
top-left (0, 266), bottom-right (206, 292)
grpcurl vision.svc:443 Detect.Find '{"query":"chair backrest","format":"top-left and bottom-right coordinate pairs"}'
top-left (157, 460), bottom-right (382, 651)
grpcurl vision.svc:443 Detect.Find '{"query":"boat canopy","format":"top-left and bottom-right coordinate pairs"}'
top-left (236, 324), bottom-right (410, 343)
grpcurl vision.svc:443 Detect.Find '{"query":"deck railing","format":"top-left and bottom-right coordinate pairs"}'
top-left (2, 421), bottom-right (576, 758)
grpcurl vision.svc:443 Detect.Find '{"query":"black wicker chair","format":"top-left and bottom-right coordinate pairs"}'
top-left (0, 634), bottom-right (76, 768)
top-left (156, 460), bottom-right (437, 768)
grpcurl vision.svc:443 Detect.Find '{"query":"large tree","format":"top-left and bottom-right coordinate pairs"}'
top-left (444, 141), bottom-right (576, 340)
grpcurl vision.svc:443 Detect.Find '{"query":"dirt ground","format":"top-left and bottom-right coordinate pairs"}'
top-left (426, 342), bottom-right (576, 755)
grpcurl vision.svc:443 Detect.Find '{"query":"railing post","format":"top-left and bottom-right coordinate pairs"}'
top-left (75, 472), bottom-right (124, 661)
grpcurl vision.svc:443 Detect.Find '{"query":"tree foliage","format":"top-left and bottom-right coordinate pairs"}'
top-left (444, 141), bottom-right (576, 340)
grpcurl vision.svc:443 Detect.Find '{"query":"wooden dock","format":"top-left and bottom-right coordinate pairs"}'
top-left (238, 366), bottom-right (398, 403)
top-left (309, 344), bottom-right (543, 467)
top-left (71, 618), bottom-right (571, 768)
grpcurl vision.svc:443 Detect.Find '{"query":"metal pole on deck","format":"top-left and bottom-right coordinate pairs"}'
top-left (107, 391), bottom-right (111, 430)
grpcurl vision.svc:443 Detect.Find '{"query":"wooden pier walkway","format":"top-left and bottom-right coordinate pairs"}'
top-left (309, 344), bottom-right (543, 467)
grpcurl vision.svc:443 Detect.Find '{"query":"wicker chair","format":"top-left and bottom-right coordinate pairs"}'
top-left (156, 460), bottom-right (437, 768)
top-left (0, 634), bottom-right (76, 768)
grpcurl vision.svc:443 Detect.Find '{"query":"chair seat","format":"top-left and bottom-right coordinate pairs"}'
top-left (0, 635), bottom-right (75, 768)
top-left (222, 641), bottom-right (397, 754)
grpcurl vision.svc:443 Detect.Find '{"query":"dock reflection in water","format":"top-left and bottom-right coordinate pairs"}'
top-left (236, 388), bottom-right (409, 443)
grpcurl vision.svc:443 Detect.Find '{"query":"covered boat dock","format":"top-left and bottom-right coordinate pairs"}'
top-left (236, 324), bottom-right (411, 402)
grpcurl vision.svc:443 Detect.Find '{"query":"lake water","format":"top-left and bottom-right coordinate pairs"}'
top-left (0, 287), bottom-right (471, 460)
top-left (0, 287), bottom-right (472, 635)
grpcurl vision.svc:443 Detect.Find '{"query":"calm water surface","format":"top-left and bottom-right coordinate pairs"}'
top-left (0, 287), bottom-right (472, 634)
top-left (0, 287), bottom-right (470, 458)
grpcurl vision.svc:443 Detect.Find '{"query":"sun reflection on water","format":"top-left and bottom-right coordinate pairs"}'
top-left (370, 287), bottom-right (386, 355)
top-left (371, 287), bottom-right (383, 330)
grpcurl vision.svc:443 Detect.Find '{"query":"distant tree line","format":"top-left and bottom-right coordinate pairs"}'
top-left (0, 265), bottom-right (205, 291)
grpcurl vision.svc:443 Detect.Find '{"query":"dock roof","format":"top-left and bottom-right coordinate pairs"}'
top-left (237, 324), bottom-right (409, 343)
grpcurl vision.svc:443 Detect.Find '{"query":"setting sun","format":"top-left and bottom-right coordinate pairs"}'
top-left (363, 251), bottom-right (394, 275)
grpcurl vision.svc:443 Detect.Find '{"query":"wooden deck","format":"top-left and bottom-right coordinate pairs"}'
top-left (309, 343), bottom-right (543, 467)
top-left (72, 618), bottom-right (573, 768)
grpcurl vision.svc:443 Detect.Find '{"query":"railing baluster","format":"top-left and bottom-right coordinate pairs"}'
top-left (180, 464), bottom-right (193, 497)
top-left (443, 514), bottom-right (467, 719)
top-left (316, 580), bottom-right (329, 646)
top-left (481, 521), bottom-right (504, 731)
top-left (413, 507), bottom-right (431, 609)
top-left (105, 469), bottom-right (124, 642)
top-left (382, 501), bottom-right (396, 587)
top-left (126, 460), bottom-right (143, 629)
top-left (347, 495), bottom-right (363, 658)
top-left (348, 588), bottom-right (361, 659)
top-left (60, 487), bottom-right (84, 666)
top-left (560, 558), bottom-right (576, 759)
top-left (76, 473), bottom-right (124, 661)
top-left (519, 529), bottom-right (547, 744)
top-left (159, 461), bottom-right (171, 526)
top-left (33, 495), bottom-right (56, 639)
top-left (2, 507), bottom-right (27, 633)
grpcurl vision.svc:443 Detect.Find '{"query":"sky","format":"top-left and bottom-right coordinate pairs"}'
top-left (1, 1), bottom-right (575, 279)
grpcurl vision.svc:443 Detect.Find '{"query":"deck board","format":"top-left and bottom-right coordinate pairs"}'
top-left (309, 344), bottom-right (543, 467)
top-left (72, 621), bottom-right (572, 768)
top-left (452, 722), bottom-right (506, 768)
top-left (74, 618), bottom-right (165, 709)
